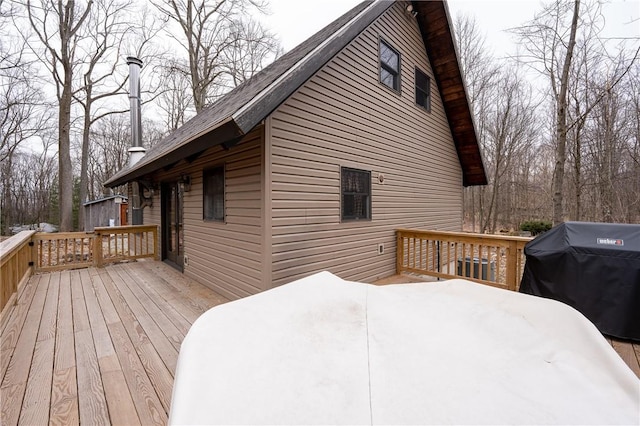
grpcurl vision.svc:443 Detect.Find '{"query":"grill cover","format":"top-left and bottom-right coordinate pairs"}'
top-left (520, 221), bottom-right (640, 341)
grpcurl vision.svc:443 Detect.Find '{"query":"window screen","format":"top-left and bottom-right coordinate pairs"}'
top-left (341, 167), bottom-right (371, 220)
top-left (380, 40), bottom-right (400, 91)
top-left (415, 68), bottom-right (431, 111)
top-left (203, 166), bottom-right (224, 221)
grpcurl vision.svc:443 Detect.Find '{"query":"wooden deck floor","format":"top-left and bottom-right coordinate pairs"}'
top-left (1, 267), bottom-right (638, 425)
top-left (0, 261), bottom-right (227, 425)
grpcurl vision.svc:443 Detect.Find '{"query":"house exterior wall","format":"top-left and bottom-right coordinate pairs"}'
top-left (143, 127), bottom-right (264, 300)
top-left (268, 3), bottom-right (464, 286)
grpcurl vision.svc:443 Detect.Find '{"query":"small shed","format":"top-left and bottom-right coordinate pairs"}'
top-left (519, 221), bottom-right (640, 341)
top-left (83, 195), bottom-right (128, 231)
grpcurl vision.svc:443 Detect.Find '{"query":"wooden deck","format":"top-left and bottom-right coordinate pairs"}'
top-left (0, 260), bottom-right (227, 425)
top-left (1, 266), bottom-right (638, 426)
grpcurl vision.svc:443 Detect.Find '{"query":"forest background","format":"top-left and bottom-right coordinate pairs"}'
top-left (1, 0), bottom-right (639, 234)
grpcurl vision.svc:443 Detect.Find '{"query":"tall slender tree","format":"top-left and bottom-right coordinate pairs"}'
top-left (25, 0), bottom-right (93, 231)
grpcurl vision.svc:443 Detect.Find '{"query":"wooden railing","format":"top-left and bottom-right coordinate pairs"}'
top-left (93, 225), bottom-right (159, 267)
top-left (34, 225), bottom-right (159, 271)
top-left (0, 225), bottom-right (159, 314)
top-left (0, 231), bottom-right (37, 315)
top-left (397, 229), bottom-right (532, 291)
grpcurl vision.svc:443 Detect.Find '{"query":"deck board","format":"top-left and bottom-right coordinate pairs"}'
top-left (1, 273), bottom-right (50, 426)
top-left (0, 261), bottom-right (228, 425)
top-left (50, 270), bottom-right (79, 425)
top-left (0, 273), bottom-right (42, 382)
top-left (19, 337), bottom-right (55, 425)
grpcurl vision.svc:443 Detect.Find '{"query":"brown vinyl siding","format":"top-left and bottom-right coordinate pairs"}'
top-left (144, 128), bottom-right (264, 300)
top-left (268, 3), bottom-right (463, 286)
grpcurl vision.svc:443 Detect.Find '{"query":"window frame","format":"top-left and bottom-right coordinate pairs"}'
top-left (378, 38), bottom-right (401, 93)
top-left (340, 167), bottom-right (372, 222)
top-left (415, 67), bottom-right (431, 112)
top-left (202, 165), bottom-right (225, 222)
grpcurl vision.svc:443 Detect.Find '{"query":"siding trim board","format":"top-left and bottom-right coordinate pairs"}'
top-left (261, 119), bottom-right (273, 291)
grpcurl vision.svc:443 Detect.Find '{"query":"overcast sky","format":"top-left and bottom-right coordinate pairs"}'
top-left (261, 0), bottom-right (640, 58)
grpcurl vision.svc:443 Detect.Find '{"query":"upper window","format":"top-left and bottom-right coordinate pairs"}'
top-left (341, 167), bottom-right (371, 221)
top-left (203, 166), bottom-right (224, 221)
top-left (379, 39), bottom-right (400, 91)
top-left (415, 68), bottom-right (431, 112)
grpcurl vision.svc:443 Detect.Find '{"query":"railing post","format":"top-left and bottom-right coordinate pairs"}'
top-left (153, 226), bottom-right (159, 260)
top-left (506, 240), bottom-right (517, 291)
top-left (93, 231), bottom-right (103, 267)
top-left (396, 231), bottom-right (404, 275)
top-left (30, 237), bottom-right (37, 272)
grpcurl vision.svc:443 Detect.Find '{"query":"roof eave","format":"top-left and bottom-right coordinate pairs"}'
top-left (105, 119), bottom-right (243, 187)
top-left (413, 0), bottom-right (487, 187)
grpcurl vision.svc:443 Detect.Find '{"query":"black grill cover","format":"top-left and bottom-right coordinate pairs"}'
top-left (519, 221), bottom-right (640, 341)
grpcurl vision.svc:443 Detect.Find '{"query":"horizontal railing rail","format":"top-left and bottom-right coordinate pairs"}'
top-left (35, 225), bottom-right (159, 272)
top-left (0, 225), bottom-right (159, 315)
top-left (0, 231), bottom-right (37, 315)
top-left (93, 225), bottom-right (159, 267)
top-left (397, 229), bottom-right (532, 291)
top-left (33, 231), bottom-right (95, 272)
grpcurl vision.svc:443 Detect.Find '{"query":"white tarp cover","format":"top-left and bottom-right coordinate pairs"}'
top-left (169, 272), bottom-right (640, 425)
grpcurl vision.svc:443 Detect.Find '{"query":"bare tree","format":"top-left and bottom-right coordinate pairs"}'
top-left (480, 67), bottom-right (538, 233)
top-left (87, 114), bottom-right (130, 198)
top-left (24, 0), bottom-right (93, 231)
top-left (153, 0), bottom-right (280, 112)
top-left (222, 18), bottom-right (282, 86)
top-left (156, 62), bottom-right (194, 131)
top-left (0, 6), bottom-right (52, 234)
top-left (454, 12), bottom-right (499, 232)
top-left (1, 137), bottom-right (57, 232)
top-left (73, 0), bottom-right (135, 227)
top-left (512, 0), bottom-right (581, 225)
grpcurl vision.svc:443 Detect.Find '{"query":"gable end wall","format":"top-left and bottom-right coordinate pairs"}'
top-left (268, 3), bottom-right (464, 286)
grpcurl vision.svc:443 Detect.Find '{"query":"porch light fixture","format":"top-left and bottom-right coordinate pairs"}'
top-left (180, 174), bottom-right (192, 192)
top-left (406, 4), bottom-right (417, 17)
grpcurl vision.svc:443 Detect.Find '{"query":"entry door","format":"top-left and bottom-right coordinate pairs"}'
top-left (162, 182), bottom-right (184, 271)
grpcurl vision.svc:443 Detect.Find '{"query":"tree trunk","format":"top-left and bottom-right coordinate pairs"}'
top-left (1, 154), bottom-right (13, 235)
top-left (79, 91), bottom-right (92, 231)
top-left (59, 76), bottom-right (74, 231)
top-left (551, 0), bottom-right (581, 225)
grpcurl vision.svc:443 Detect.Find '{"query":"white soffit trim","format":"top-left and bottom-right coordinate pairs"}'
top-left (231, 1), bottom-right (380, 121)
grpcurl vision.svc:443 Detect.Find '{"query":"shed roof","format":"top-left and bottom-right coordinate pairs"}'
top-left (83, 195), bottom-right (128, 206)
top-left (106, 0), bottom-right (486, 188)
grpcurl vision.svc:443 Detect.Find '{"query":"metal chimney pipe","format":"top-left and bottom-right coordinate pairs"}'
top-left (127, 56), bottom-right (145, 225)
top-left (126, 56), bottom-right (145, 166)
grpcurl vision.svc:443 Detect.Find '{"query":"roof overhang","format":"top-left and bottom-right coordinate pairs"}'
top-left (413, 1), bottom-right (487, 186)
top-left (105, 119), bottom-right (244, 187)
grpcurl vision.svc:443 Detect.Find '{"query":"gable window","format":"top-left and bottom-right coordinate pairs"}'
top-left (379, 39), bottom-right (400, 91)
top-left (203, 166), bottom-right (224, 221)
top-left (415, 67), bottom-right (431, 112)
top-left (341, 167), bottom-right (371, 221)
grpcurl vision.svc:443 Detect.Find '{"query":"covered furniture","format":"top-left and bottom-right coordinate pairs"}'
top-left (170, 272), bottom-right (639, 425)
top-left (520, 221), bottom-right (640, 341)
